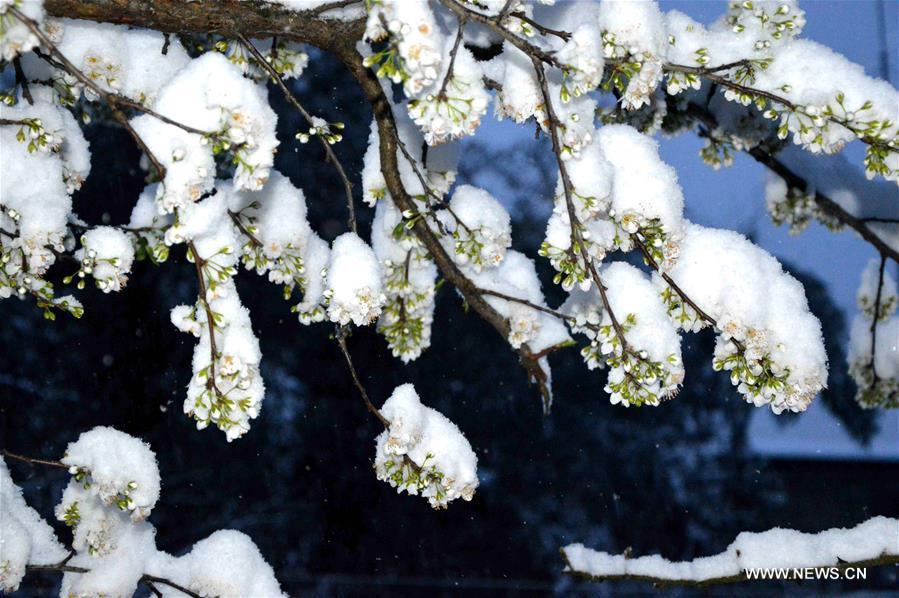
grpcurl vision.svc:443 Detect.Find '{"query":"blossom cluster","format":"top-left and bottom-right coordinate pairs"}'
top-left (132, 52), bottom-right (278, 214)
top-left (223, 173), bottom-right (331, 324)
top-left (167, 190), bottom-right (266, 441)
top-left (564, 262), bottom-right (684, 407)
top-left (325, 232), bottom-right (385, 327)
top-left (660, 223), bottom-right (827, 414)
top-left (372, 199), bottom-right (437, 362)
top-left (374, 384), bottom-right (479, 509)
top-left (68, 227), bottom-right (135, 293)
top-left (217, 37), bottom-right (308, 81)
top-left (441, 185), bottom-right (512, 272)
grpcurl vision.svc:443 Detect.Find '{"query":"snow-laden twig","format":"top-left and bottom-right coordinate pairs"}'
top-left (562, 516), bottom-right (899, 588)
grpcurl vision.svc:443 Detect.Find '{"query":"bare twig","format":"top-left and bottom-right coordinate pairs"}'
top-left (629, 234), bottom-right (746, 353)
top-left (228, 210), bottom-right (264, 247)
top-left (336, 326), bottom-right (390, 428)
top-left (437, 18), bottom-right (466, 101)
top-left (236, 34), bottom-right (357, 233)
top-left (869, 255), bottom-right (887, 387)
top-left (13, 56), bottom-right (33, 104)
top-left (140, 574), bottom-right (202, 598)
top-left (2, 449), bottom-right (69, 470)
top-left (510, 11), bottom-right (570, 42)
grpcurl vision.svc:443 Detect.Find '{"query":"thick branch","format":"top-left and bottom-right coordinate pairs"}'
top-left (335, 43), bottom-right (553, 405)
top-left (43, 0), bottom-right (365, 51)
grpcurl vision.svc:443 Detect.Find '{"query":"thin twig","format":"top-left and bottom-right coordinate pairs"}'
top-left (236, 34), bottom-right (357, 233)
top-left (510, 11), bottom-right (570, 41)
top-left (13, 56), bottom-right (33, 104)
top-left (629, 234), bottom-right (746, 353)
top-left (2, 449), bottom-right (69, 470)
top-left (228, 210), bottom-right (264, 247)
top-left (186, 242), bottom-right (224, 400)
top-left (437, 18), bottom-right (466, 101)
top-left (868, 254), bottom-right (887, 387)
top-left (140, 574), bottom-right (202, 598)
top-left (336, 326), bottom-right (390, 428)
top-left (530, 56), bottom-right (630, 354)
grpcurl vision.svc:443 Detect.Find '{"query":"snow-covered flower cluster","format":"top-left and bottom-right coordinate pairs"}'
top-left (325, 232), bottom-right (385, 327)
top-left (0, 458), bottom-right (68, 592)
top-left (490, 44), bottom-right (547, 126)
top-left (2, 427), bottom-right (285, 596)
top-left (167, 189), bottom-right (266, 441)
top-left (1, 87), bottom-right (89, 275)
top-left (363, 0), bottom-right (443, 96)
top-left (372, 199), bottom-right (437, 362)
top-left (407, 44), bottom-right (489, 145)
top-left (441, 185), bottom-right (512, 272)
top-left (598, 0), bottom-right (668, 110)
top-left (558, 23), bottom-right (605, 101)
top-left (374, 384), bottom-right (479, 509)
top-left (659, 222), bottom-right (827, 413)
top-left (69, 226), bottom-right (135, 293)
top-left (564, 262), bottom-right (683, 407)
top-left (223, 173), bottom-right (330, 324)
top-left (46, 19), bottom-right (191, 103)
top-left (542, 124), bottom-right (685, 290)
top-left (0, 86), bottom-right (89, 319)
top-left (848, 259), bottom-right (899, 409)
top-left (132, 52), bottom-right (279, 213)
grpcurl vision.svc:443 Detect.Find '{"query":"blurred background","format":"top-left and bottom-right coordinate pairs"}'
top-left (2, 1), bottom-right (897, 595)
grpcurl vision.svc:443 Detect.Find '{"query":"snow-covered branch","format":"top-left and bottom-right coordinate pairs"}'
top-left (562, 517), bottom-right (899, 587)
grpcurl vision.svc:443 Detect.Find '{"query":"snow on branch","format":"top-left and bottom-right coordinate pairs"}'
top-left (562, 517), bottom-right (899, 587)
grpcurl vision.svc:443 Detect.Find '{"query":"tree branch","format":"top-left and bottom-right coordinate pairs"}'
top-left (43, 0), bottom-right (365, 51)
top-left (2, 449), bottom-right (69, 470)
top-left (683, 102), bottom-right (899, 264)
top-left (868, 254), bottom-right (887, 387)
top-left (335, 326), bottom-right (390, 428)
top-left (336, 42), bottom-right (554, 407)
top-left (562, 551), bottom-right (899, 588)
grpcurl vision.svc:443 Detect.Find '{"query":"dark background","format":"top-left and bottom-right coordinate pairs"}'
top-left (3, 13), bottom-right (899, 598)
